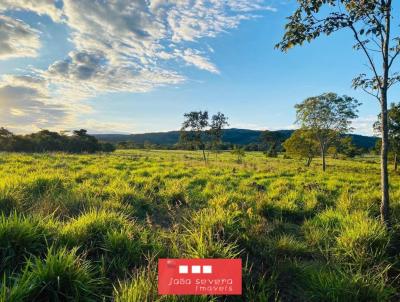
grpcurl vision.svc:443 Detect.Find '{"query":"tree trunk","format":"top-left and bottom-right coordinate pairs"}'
top-left (306, 156), bottom-right (312, 167)
top-left (380, 1), bottom-right (391, 226)
top-left (202, 148), bottom-right (207, 163)
top-left (321, 147), bottom-right (326, 172)
top-left (380, 89), bottom-right (390, 225)
top-left (394, 153), bottom-right (397, 172)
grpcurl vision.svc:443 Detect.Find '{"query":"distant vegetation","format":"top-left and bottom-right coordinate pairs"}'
top-left (0, 128), bottom-right (115, 153)
top-left (96, 129), bottom-right (377, 152)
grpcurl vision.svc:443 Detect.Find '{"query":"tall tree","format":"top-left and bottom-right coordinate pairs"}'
top-left (295, 93), bottom-right (360, 171)
top-left (209, 112), bottom-right (229, 155)
top-left (276, 0), bottom-right (400, 225)
top-left (374, 102), bottom-right (400, 171)
top-left (180, 111), bottom-right (209, 163)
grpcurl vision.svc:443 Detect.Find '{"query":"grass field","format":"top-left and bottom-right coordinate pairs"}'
top-left (0, 150), bottom-right (400, 301)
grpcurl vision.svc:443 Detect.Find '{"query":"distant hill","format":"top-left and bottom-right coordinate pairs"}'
top-left (95, 128), bottom-right (378, 149)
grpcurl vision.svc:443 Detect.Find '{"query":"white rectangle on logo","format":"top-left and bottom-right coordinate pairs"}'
top-left (179, 265), bottom-right (188, 274)
top-left (203, 265), bottom-right (212, 274)
top-left (191, 265), bottom-right (201, 274)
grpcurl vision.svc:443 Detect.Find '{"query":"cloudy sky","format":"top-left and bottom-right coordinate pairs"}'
top-left (0, 0), bottom-right (398, 135)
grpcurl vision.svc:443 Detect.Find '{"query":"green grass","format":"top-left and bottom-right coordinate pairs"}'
top-left (0, 150), bottom-right (399, 301)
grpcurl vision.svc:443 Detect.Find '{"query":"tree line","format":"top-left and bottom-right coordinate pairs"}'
top-left (0, 128), bottom-right (115, 153)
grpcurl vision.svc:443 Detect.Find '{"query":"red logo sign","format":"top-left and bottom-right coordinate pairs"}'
top-left (158, 259), bottom-right (242, 295)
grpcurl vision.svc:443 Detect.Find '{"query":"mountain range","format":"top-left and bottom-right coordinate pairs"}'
top-left (95, 128), bottom-right (378, 149)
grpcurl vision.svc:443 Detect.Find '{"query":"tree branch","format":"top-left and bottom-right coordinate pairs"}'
top-left (349, 24), bottom-right (382, 89)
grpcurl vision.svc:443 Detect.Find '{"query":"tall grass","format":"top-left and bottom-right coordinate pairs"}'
top-left (0, 213), bottom-right (56, 275)
top-left (2, 247), bottom-right (102, 301)
top-left (0, 150), bottom-right (398, 301)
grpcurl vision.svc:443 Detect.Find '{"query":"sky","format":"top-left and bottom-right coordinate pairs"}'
top-left (0, 0), bottom-right (399, 136)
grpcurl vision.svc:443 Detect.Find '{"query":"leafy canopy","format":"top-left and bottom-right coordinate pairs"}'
top-left (295, 93), bottom-right (360, 135)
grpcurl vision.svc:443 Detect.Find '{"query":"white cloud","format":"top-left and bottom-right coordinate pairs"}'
top-left (0, 0), bottom-right (61, 22)
top-left (72, 119), bottom-right (136, 134)
top-left (352, 116), bottom-right (376, 136)
top-left (46, 50), bottom-right (184, 100)
top-left (0, 15), bottom-right (40, 60)
top-left (177, 49), bottom-right (220, 74)
top-left (41, 0), bottom-right (272, 99)
top-left (0, 0), bottom-right (276, 131)
top-left (0, 74), bottom-right (72, 133)
top-left (226, 0), bottom-right (277, 12)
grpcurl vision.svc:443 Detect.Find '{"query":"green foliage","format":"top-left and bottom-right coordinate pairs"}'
top-left (209, 112), bottom-right (229, 149)
top-left (260, 130), bottom-right (284, 156)
top-left (283, 129), bottom-right (319, 166)
top-left (0, 128), bottom-right (114, 153)
top-left (180, 111), bottom-right (209, 151)
top-left (294, 93), bottom-right (360, 170)
top-left (375, 102), bottom-right (400, 169)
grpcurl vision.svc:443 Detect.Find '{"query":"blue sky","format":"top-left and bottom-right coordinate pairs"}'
top-left (0, 1), bottom-right (398, 135)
